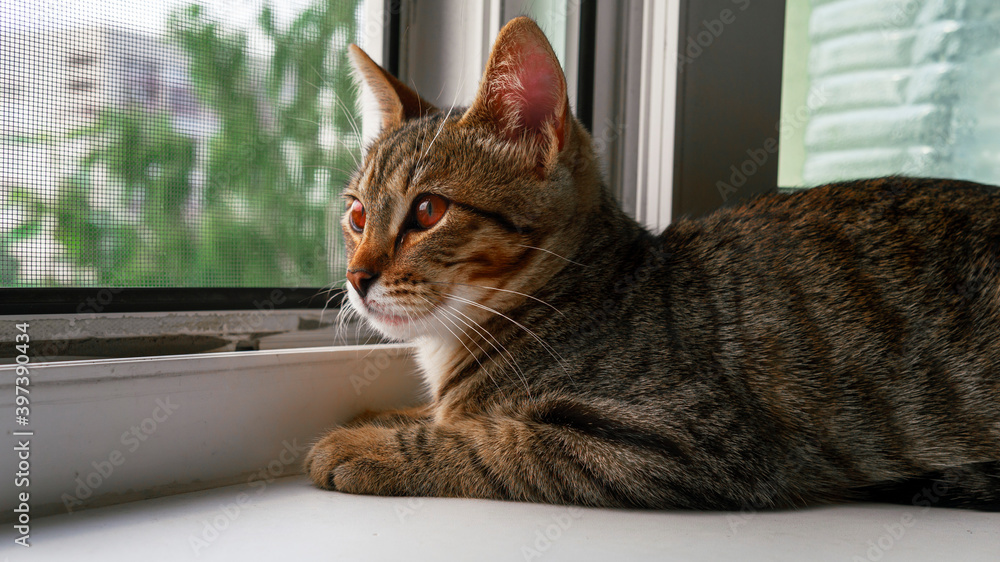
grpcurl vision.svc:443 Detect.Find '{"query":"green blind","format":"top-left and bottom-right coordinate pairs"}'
top-left (778, 0), bottom-right (1000, 188)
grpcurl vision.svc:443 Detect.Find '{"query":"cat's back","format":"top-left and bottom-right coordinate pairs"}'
top-left (662, 176), bottom-right (1000, 291)
top-left (673, 176), bottom-right (999, 244)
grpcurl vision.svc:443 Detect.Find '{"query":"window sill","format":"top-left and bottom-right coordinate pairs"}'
top-left (1, 344), bottom-right (423, 518)
top-left (18, 474), bottom-right (1000, 560)
top-left (1, 309), bottom-right (382, 363)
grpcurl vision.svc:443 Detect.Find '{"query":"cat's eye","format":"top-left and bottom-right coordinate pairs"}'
top-left (349, 199), bottom-right (366, 233)
top-left (415, 194), bottom-right (448, 229)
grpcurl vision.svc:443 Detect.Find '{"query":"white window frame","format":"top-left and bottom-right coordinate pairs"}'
top-left (0, 344), bottom-right (422, 517)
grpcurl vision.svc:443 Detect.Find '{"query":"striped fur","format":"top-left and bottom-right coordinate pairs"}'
top-left (306, 17), bottom-right (1000, 510)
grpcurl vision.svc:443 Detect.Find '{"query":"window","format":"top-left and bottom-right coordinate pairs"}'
top-left (669, 0), bottom-right (786, 220)
top-left (778, 0), bottom-right (1000, 188)
top-left (1, 0), bottom-right (365, 314)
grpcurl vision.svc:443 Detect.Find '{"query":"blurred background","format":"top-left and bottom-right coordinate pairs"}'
top-left (1, 0), bottom-right (362, 288)
top-left (779, 0), bottom-right (1000, 188)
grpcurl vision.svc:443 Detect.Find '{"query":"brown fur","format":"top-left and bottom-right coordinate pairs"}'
top-left (307, 17), bottom-right (1000, 510)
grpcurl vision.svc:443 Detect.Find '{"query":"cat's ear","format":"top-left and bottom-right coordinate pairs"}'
top-left (461, 17), bottom-right (569, 172)
top-left (347, 44), bottom-right (436, 145)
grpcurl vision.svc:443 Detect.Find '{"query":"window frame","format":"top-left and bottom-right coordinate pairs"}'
top-left (1, 0), bottom-right (396, 350)
top-left (0, 288), bottom-right (340, 316)
top-left (670, 0), bottom-right (786, 220)
top-left (0, 344), bottom-right (422, 517)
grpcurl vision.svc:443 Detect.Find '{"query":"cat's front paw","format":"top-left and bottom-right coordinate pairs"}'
top-left (305, 426), bottom-right (402, 495)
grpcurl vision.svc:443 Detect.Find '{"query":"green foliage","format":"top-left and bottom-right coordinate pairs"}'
top-left (4, 0), bottom-right (361, 288)
top-left (165, 0), bottom-right (361, 287)
top-left (78, 107), bottom-right (198, 285)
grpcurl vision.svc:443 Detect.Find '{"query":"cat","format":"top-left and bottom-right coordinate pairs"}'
top-left (305, 16), bottom-right (1000, 510)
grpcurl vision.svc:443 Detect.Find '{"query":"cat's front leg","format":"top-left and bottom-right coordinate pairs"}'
top-left (305, 415), bottom-right (666, 506)
top-left (305, 421), bottom-right (502, 497)
top-left (346, 404), bottom-right (432, 428)
top-left (306, 424), bottom-right (413, 495)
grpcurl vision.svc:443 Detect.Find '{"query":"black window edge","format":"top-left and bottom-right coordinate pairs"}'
top-left (672, 0), bottom-right (786, 219)
top-left (575, 0), bottom-right (597, 132)
top-left (0, 288), bottom-right (344, 316)
top-left (383, 0), bottom-right (402, 77)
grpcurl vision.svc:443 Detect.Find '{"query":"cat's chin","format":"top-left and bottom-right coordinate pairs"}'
top-left (362, 310), bottom-right (427, 342)
top-left (347, 290), bottom-right (451, 342)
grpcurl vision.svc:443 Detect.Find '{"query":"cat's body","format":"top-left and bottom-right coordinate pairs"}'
top-left (306, 18), bottom-right (1000, 510)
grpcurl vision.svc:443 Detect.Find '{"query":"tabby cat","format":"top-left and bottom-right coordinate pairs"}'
top-left (305, 17), bottom-right (1000, 510)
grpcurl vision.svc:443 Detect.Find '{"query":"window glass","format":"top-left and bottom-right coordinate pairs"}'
top-left (1, 0), bottom-right (362, 287)
top-left (526, 0), bottom-right (569, 67)
top-left (778, 0), bottom-right (1000, 188)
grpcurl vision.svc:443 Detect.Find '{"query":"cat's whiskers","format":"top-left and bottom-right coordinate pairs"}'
top-left (439, 302), bottom-right (532, 398)
top-left (319, 280), bottom-right (347, 340)
top-left (315, 280), bottom-right (346, 298)
top-left (300, 164), bottom-right (359, 177)
top-left (316, 282), bottom-right (347, 327)
top-left (344, 303), bottom-right (362, 346)
top-left (424, 280), bottom-right (565, 317)
top-left (420, 103), bottom-right (456, 164)
top-left (516, 244), bottom-right (591, 268)
top-left (361, 318), bottom-right (381, 346)
top-left (333, 295), bottom-right (357, 346)
top-left (417, 295), bottom-right (503, 393)
top-left (354, 298), bottom-right (365, 344)
top-left (420, 290), bottom-right (532, 395)
top-left (286, 112), bottom-right (360, 170)
top-left (415, 302), bottom-right (502, 394)
top-left (433, 290), bottom-right (570, 377)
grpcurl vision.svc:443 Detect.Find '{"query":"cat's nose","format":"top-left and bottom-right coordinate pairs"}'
top-left (347, 269), bottom-right (379, 299)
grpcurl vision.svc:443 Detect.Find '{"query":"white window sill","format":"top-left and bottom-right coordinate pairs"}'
top-left (1, 344), bottom-right (423, 517)
top-left (16, 474), bottom-right (1000, 560)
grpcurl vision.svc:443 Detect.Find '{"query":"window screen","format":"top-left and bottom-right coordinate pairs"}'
top-left (1, 0), bottom-right (362, 289)
top-left (778, 0), bottom-right (1000, 188)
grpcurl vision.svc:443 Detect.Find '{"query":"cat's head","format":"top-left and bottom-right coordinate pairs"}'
top-left (342, 17), bottom-right (601, 341)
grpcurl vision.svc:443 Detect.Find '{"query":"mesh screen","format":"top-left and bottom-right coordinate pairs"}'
top-left (1, 0), bottom-right (362, 288)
